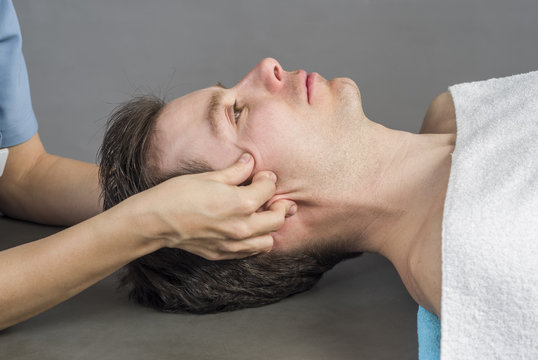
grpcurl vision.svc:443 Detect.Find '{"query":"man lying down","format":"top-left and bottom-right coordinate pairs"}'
top-left (99, 58), bottom-right (538, 358)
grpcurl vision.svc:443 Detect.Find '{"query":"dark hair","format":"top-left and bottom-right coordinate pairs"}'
top-left (99, 95), bottom-right (360, 314)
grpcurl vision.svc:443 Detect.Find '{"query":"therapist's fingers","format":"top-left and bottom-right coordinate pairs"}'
top-left (234, 171), bottom-right (278, 213)
top-left (242, 199), bottom-right (297, 238)
top-left (220, 234), bottom-right (275, 258)
top-left (206, 153), bottom-right (255, 186)
top-left (184, 234), bottom-right (275, 261)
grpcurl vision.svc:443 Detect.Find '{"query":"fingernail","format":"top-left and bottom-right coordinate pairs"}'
top-left (239, 153), bottom-right (251, 163)
top-left (265, 172), bottom-right (277, 182)
top-left (286, 204), bottom-right (297, 217)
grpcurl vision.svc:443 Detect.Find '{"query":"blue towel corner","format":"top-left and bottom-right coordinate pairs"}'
top-left (417, 306), bottom-right (440, 360)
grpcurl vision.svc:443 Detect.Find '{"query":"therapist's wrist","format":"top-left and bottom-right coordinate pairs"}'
top-left (102, 196), bottom-right (169, 252)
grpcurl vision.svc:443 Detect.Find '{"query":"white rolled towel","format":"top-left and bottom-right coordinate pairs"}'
top-left (441, 70), bottom-right (538, 359)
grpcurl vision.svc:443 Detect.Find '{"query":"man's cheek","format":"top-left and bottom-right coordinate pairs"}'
top-left (242, 122), bottom-right (289, 163)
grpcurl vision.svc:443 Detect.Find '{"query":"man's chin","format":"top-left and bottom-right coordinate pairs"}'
top-left (330, 76), bottom-right (359, 90)
top-left (333, 77), bottom-right (364, 121)
top-left (327, 76), bottom-right (360, 102)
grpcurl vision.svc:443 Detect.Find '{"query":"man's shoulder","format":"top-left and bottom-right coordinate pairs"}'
top-left (419, 92), bottom-right (457, 135)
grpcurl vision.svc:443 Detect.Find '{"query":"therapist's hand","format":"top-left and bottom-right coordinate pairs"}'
top-left (125, 153), bottom-right (296, 260)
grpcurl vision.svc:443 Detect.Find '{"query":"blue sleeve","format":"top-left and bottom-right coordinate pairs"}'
top-left (417, 305), bottom-right (441, 360)
top-left (0, 0), bottom-right (38, 148)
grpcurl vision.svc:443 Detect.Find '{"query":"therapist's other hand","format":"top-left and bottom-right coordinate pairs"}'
top-left (125, 153), bottom-right (296, 260)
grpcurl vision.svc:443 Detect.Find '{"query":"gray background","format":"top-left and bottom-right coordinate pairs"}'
top-left (15, 0), bottom-right (538, 164)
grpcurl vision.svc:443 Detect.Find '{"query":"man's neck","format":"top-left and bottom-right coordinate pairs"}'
top-left (308, 119), bottom-right (455, 314)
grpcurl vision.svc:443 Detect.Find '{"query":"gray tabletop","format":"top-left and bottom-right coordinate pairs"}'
top-left (0, 215), bottom-right (417, 359)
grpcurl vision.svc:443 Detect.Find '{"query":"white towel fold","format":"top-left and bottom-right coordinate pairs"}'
top-left (442, 70), bottom-right (538, 359)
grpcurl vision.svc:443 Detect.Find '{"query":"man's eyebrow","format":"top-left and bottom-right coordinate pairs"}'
top-left (207, 86), bottom-right (226, 136)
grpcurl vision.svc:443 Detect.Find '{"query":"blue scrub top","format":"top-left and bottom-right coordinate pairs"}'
top-left (0, 0), bottom-right (38, 148)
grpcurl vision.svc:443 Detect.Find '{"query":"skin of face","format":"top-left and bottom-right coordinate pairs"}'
top-left (150, 58), bottom-right (366, 251)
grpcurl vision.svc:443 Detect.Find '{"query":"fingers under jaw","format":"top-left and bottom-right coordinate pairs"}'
top-left (243, 201), bottom-right (297, 238)
top-left (264, 193), bottom-right (297, 212)
top-left (239, 173), bottom-right (278, 211)
top-left (268, 199), bottom-right (297, 217)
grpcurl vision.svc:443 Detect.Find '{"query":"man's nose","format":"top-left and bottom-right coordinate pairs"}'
top-left (238, 58), bottom-right (284, 94)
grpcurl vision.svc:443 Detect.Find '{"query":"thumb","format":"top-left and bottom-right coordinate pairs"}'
top-left (210, 153), bottom-right (255, 185)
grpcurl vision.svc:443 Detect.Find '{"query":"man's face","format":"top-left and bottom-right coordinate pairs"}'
top-left (150, 58), bottom-right (365, 250)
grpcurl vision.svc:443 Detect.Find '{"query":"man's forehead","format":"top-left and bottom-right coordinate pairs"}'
top-left (159, 86), bottom-right (225, 137)
top-left (153, 88), bottom-right (213, 142)
top-left (164, 87), bottom-right (216, 116)
top-left (150, 87), bottom-right (219, 174)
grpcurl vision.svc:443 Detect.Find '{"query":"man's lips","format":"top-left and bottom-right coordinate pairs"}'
top-left (306, 72), bottom-right (316, 104)
top-left (298, 69), bottom-right (318, 104)
top-left (298, 69), bottom-right (310, 103)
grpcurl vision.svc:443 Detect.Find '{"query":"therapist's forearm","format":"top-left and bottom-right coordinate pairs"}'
top-left (0, 203), bottom-right (165, 330)
top-left (0, 147), bottom-right (102, 226)
top-left (21, 152), bottom-right (102, 225)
